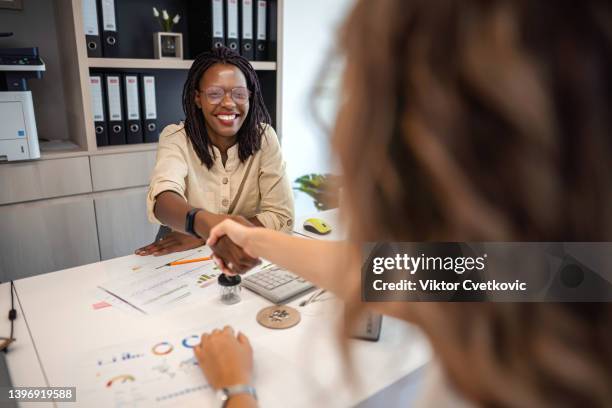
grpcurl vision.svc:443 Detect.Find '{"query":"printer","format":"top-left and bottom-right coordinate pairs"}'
top-left (0, 43), bottom-right (45, 161)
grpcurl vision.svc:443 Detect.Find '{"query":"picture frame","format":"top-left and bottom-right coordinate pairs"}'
top-left (0, 0), bottom-right (23, 10)
top-left (153, 32), bottom-right (183, 60)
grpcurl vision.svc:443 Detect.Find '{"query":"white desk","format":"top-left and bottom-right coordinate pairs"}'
top-left (3, 224), bottom-right (430, 407)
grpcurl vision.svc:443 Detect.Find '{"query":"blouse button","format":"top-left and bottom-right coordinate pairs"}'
top-left (222, 198), bottom-right (229, 207)
top-left (222, 177), bottom-right (228, 184)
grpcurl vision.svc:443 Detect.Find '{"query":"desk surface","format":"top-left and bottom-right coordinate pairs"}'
top-left (4, 211), bottom-right (430, 407)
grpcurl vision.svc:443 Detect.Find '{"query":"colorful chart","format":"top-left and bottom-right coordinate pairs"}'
top-left (106, 374), bottom-right (135, 388)
top-left (151, 341), bottom-right (173, 356)
top-left (97, 351), bottom-right (144, 366)
top-left (182, 335), bottom-right (200, 349)
top-left (196, 272), bottom-right (219, 288)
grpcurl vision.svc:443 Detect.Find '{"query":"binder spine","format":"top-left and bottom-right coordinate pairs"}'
top-left (98, 0), bottom-right (119, 57)
top-left (226, 0), bottom-right (240, 52)
top-left (89, 75), bottom-right (108, 146)
top-left (140, 74), bottom-right (159, 143)
top-left (105, 74), bottom-right (126, 145)
top-left (239, 0), bottom-right (254, 59)
top-left (255, 0), bottom-right (267, 61)
top-left (124, 75), bottom-right (143, 144)
top-left (83, 0), bottom-right (102, 57)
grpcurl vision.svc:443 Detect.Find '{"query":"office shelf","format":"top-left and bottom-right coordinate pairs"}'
top-left (87, 58), bottom-right (277, 71)
top-left (91, 143), bottom-right (158, 156)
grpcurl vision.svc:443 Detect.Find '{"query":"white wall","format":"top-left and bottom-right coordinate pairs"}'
top-left (280, 0), bottom-right (354, 216)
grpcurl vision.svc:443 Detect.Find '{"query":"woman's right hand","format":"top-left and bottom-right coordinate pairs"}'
top-left (135, 231), bottom-right (205, 256)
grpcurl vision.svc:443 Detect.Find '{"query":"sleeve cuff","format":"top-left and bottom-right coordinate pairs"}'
top-left (146, 181), bottom-right (186, 224)
top-left (255, 212), bottom-right (294, 233)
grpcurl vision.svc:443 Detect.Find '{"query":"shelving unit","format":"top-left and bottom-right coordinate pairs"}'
top-left (51, 0), bottom-right (282, 156)
top-left (87, 58), bottom-right (277, 71)
top-left (0, 0), bottom-right (285, 280)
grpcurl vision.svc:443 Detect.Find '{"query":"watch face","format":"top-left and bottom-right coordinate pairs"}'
top-left (216, 389), bottom-right (229, 402)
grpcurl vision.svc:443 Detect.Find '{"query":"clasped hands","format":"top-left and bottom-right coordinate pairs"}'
top-left (136, 214), bottom-right (258, 274)
top-left (207, 215), bottom-right (260, 275)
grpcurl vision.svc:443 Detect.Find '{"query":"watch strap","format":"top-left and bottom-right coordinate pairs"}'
top-left (185, 208), bottom-right (202, 238)
top-left (222, 384), bottom-right (257, 407)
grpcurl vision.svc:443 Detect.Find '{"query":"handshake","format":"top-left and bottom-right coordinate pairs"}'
top-left (136, 213), bottom-right (260, 275)
top-left (206, 215), bottom-right (261, 275)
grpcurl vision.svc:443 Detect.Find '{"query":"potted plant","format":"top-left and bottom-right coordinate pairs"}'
top-left (152, 7), bottom-right (183, 59)
top-left (293, 173), bottom-right (342, 211)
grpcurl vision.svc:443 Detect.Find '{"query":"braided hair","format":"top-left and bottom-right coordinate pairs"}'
top-left (182, 46), bottom-right (271, 169)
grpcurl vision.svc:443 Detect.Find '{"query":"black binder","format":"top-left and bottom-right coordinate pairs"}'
top-left (140, 74), bottom-right (159, 143)
top-left (255, 0), bottom-right (268, 60)
top-left (188, 0), bottom-right (225, 57)
top-left (225, 0), bottom-right (240, 52)
top-left (239, 0), bottom-right (254, 59)
top-left (123, 74), bottom-right (143, 144)
top-left (98, 0), bottom-right (119, 57)
top-left (89, 75), bottom-right (108, 146)
top-left (83, 0), bottom-right (102, 57)
top-left (104, 74), bottom-right (126, 145)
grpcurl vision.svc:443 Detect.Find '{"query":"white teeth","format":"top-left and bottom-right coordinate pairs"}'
top-left (217, 114), bottom-right (236, 121)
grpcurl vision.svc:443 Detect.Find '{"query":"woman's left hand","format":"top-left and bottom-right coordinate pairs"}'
top-left (194, 326), bottom-right (253, 390)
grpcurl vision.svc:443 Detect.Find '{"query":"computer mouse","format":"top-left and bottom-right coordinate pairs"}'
top-left (303, 218), bottom-right (332, 235)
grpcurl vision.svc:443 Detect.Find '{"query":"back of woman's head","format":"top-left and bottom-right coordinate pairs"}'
top-left (333, 0), bottom-right (612, 406)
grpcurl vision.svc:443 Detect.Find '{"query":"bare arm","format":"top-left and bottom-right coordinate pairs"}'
top-left (154, 191), bottom-right (260, 273)
top-left (207, 221), bottom-right (414, 321)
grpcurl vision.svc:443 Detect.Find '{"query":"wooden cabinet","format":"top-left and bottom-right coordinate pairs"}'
top-left (0, 157), bottom-right (92, 205)
top-left (0, 196), bottom-right (100, 281)
top-left (90, 150), bottom-right (156, 192)
top-left (94, 188), bottom-right (159, 261)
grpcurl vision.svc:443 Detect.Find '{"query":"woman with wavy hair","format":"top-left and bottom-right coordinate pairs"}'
top-left (136, 47), bottom-right (293, 271)
top-left (195, 1), bottom-right (612, 407)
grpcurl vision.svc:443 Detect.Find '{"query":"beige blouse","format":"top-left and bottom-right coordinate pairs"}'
top-left (146, 123), bottom-right (294, 232)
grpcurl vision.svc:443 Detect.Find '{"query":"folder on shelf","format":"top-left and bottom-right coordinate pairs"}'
top-left (188, 0), bottom-right (225, 57)
top-left (239, 0), bottom-right (254, 59)
top-left (140, 74), bottom-right (159, 143)
top-left (226, 0), bottom-right (239, 52)
top-left (104, 74), bottom-right (126, 145)
top-left (98, 0), bottom-right (119, 57)
top-left (89, 75), bottom-right (108, 146)
top-left (123, 75), bottom-right (143, 144)
top-left (82, 0), bottom-right (102, 57)
top-left (255, 0), bottom-right (268, 61)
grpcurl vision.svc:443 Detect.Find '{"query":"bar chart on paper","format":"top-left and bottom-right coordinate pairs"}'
top-left (98, 247), bottom-right (222, 314)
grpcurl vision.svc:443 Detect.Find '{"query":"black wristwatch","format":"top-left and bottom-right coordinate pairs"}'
top-left (185, 208), bottom-right (202, 238)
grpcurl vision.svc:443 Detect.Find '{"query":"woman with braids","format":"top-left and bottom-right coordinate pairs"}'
top-left (192, 1), bottom-right (612, 407)
top-left (136, 47), bottom-right (293, 272)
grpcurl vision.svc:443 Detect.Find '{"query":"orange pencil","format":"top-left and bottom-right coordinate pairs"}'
top-left (168, 256), bottom-right (212, 266)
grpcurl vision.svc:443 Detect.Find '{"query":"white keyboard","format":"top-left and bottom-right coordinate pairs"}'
top-left (243, 264), bottom-right (314, 304)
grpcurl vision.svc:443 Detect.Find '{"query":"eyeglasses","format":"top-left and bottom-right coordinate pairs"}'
top-left (0, 281), bottom-right (16, 353)
top-left (198, 86), bottom-right (250, 105)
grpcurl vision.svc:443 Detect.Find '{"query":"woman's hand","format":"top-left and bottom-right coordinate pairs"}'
top-left (135, 231), bottom-right (205, 256)
top-left (207, 220), bottom-right (259, 274)
top-left (194, 326), bottom-right (253, 390)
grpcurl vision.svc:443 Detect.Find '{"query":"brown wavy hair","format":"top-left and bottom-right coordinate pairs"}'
top-left (332, 0), bottom-right (612, 406)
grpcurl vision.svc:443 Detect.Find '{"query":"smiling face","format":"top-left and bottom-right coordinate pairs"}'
top-left (195, 63), bottom-right (250, 147)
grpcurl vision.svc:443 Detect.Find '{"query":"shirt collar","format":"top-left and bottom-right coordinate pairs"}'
top-left (210, 143), bottom-right (239, 172)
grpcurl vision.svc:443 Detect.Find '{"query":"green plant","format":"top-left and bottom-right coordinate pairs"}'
top-left (293, 173), bottom-right (341, 211)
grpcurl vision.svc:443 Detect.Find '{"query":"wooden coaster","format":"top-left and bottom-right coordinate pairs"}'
top-left (256, 305), bottom-right (301, 329)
